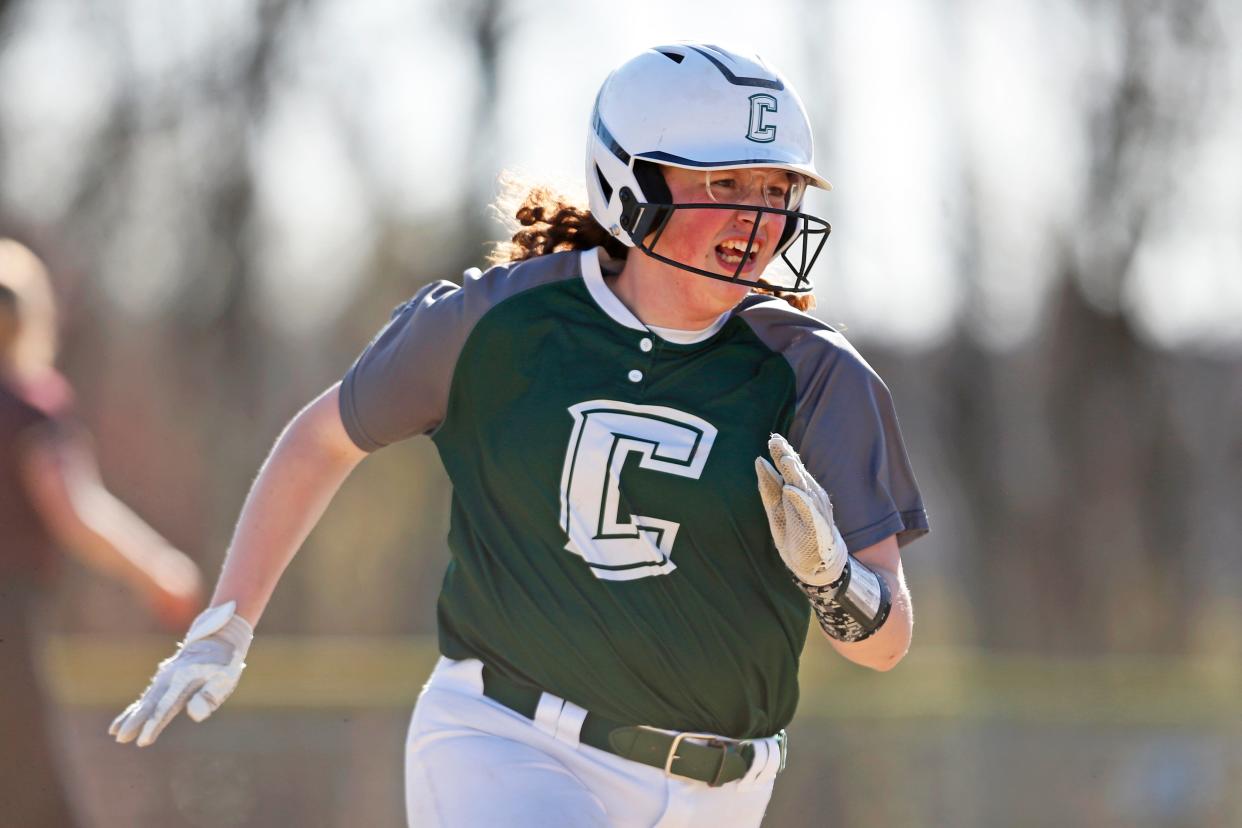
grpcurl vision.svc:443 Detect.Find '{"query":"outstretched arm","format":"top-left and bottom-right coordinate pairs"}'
top-left (110, 381), bottom-right (368, 746)
top-left (209, 381), bottom-right (368, 626)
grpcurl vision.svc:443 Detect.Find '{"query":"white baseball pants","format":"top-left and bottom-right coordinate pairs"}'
top-left (404, 657), bottom-right (782, 827)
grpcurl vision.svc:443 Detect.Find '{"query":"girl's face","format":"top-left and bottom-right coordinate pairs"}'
top-left (653, 165), bottom-right (794, 283)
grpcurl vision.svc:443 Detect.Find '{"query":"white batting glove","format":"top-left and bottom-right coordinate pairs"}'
top-left (109, 600), bottom-right (253, 747)
top-left (755, 434), bottom-right (849, 587)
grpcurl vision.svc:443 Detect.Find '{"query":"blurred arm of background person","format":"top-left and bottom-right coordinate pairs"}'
top-left (207, 381), bottom-right (369, 627)
top-left (1, 238), bottom-right (202, 630)
top-left (18, 425), bottom-right (202, 629)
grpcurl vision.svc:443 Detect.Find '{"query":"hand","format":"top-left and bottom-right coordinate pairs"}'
top-left (142, 550), bottom-right (204, 630)
top-left (754, 433), bottom-right (849, 587)
top-left (109, 601), bottom-right (253, 747)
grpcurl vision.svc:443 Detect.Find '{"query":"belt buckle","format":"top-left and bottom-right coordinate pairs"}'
top-left (651, 729), bottom-right (736, 787)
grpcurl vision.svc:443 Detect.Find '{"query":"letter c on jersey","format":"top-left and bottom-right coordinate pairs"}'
top-left (559, 401), bottom-right (718, 581)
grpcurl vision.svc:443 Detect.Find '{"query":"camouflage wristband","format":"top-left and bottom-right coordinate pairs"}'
top-left (797, 556), bottom-right (892, 643)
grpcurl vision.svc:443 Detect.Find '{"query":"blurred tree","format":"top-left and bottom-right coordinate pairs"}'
top-left (933, 0), bottom-right (1242, 655)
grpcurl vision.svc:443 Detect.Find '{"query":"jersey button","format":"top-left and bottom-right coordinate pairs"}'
top-left (639, 337), bottom-right (653, 352)
top-left (627, 369), bottom-right (643, 383)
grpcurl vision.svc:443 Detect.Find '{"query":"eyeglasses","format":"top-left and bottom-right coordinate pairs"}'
top-left (704, 169), bottom-right (806, 209)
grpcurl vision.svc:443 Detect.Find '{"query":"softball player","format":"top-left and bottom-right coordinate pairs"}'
top-left (111, 43), bottom-right (928, 827)
top-left (2, 240), bottom-right (202, 827)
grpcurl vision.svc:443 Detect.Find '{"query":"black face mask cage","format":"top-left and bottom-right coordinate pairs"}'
top-left (618, 188), bottom-right (831, 293)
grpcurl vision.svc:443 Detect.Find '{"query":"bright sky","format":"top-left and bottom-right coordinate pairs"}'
top-left (0, 0), bottom-right (1239, 351)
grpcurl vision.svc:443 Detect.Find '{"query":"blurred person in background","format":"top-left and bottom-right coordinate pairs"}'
top-left (0, 238), bottom-right (203, 828)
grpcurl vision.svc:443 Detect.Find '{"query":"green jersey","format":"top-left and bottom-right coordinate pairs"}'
top-left (340, 248), bottom-right (927, 738)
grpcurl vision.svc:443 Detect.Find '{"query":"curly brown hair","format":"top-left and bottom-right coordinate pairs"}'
top-left (488, 173), bottom-right (814, 312)
top-left (487, 174), bottom-right (627, 266)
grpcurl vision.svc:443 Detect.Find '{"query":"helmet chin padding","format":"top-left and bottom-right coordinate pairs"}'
top-left (633, 161), bottom-right (670, 204)
top-left (629, 161), bottom-right (674, 246)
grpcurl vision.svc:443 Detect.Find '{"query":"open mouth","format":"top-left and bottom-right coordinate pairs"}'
top-left (715, 239), bottom-right (762, 272)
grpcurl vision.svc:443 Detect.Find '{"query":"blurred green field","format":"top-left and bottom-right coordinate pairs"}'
top-left (49, 635), bottom-right (1242, 725)
top-left (50, 638), bottom-right (1242, 827)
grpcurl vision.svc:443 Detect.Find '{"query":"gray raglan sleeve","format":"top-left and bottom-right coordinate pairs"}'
top-left (788, 329), bottom-right (929, 550)
top-left (338, 279), bottom-right (466, 451)
top-left (740, 298), bottom-right (929, 550)
top-left (338, 252), bottom-right (582, 452)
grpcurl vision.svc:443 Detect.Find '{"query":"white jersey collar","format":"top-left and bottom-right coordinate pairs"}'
top-left (581, 248), bottom-right (645, 332)
top-left (580, 248), bottom-right (732, 344)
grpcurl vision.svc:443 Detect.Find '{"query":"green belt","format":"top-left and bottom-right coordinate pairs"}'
top-left (480, 665), bottom-right (782, 788)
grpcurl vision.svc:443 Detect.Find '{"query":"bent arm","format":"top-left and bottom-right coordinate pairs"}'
top-left (21, 426), bottom-right (203, 627)
top-left (209, 382), bottom-right (369, 626)
top-left (823, 535), bottom-right (913, 672)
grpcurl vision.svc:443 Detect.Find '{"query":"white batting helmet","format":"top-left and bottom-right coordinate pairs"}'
top-left (585, 43), bottom-right (832, 292)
